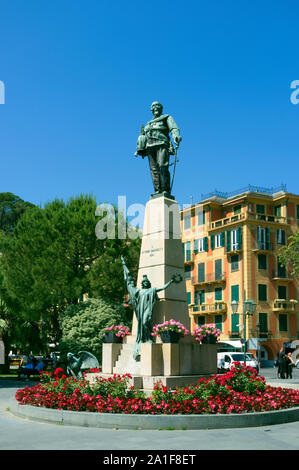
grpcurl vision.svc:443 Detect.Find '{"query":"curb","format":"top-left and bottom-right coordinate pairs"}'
top-left (10, 402), bottom-right (299, 430)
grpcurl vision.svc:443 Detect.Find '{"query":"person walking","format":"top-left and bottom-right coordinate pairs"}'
top-left (286, 352), bottom-right (295, 379)
top-left (277, 347), bottom-right (286, 379)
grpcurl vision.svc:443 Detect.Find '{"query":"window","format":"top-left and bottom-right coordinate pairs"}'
top-left (231, 314), bottom-right (239, 333)
top-left (256, 204), bottom-right (265, 220)
top-left (258, 254), bottom-right (267, 270)
top-left (259, 313), bottom-right (268, 333)
top-left (231, 285), bottom-right (239, 302)
top-left (274, 205), bottom-right (281, 217)
top-left (257, 226), bottom-right (270, 250)
top-left (184, 265), bottom-right (191, 280)
top-left (277, 261), bottom-right (286, 278)
top-left (277, 229), bottom-right (286, 245)
top-left (278, 285), bottom-right (287, 300)
top-left (258, 284), bottom-right (267, 301)
top-left (211, 232), bottom-right (225, 249)
top-left (195, 289), bottom-right (205, 306)
top-left (231, 254), bottom-right (239, 271)
top-left (184, 214), bottom-right (191, 230)
top-left (197, 263), bottom-right (205, 283)
top-left (184, 241), bottom-right (191, 261)
top-left (279, 314), bottom-right (287, 332)
top-left (215, 259), bottom-right (222, 280)
top-left (197, 316), bottom-right (205, 326)
top-left (198, 209), bottom-right (205, 226)
top-left (215, 287), bottom-right (222, 301)
top-left (187, 292), bottom-right (192, 305)
top-left (227, 227), bottom-right (242, 252)
top-left (215, 315), bottom-right (222, 332)
top-left (194, 237), bottom-right (208, 253)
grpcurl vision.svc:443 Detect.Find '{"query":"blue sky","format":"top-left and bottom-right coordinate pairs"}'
top-left (0, 0), bottom-right (298, 211)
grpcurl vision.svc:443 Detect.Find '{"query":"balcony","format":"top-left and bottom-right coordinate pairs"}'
top-left (251, 329), bottom-right (272, 339)
top-left (247, 212), bottom-right (287, 225)
top-left (209, 213), bottom-right (245, 230)
top-left (272, 270), bottom-right (293, 281)
top-left (227, 242), bottom-right (242, 254)
top-left (272, 299), bottom-right (298, 312)
top-left (192, 272), bottom-right (226, 286)
top-left (189, 302), bottom-right (227, 315)
top-left (252, 241), bottom-right (274, 252)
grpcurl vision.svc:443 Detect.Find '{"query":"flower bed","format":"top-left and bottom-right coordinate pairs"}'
top-left (15, 364), bottom-right (299, 415)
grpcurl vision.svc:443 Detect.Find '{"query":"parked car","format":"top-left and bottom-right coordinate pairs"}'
top-left (217, 352), bottom-right (259, 373)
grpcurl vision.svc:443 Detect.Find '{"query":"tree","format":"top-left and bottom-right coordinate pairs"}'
top-left (279, 232), bottom-right (299, 278)
top-left (0, 192), bottom-right (34, 235)
top-left (58, 297), bottom-right (128, 364)
top-left (0, 194), bottom-right (141, 354)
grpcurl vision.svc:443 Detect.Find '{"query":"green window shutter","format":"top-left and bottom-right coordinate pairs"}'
top-left (215, 314), bottom-right (222, 332)
top-left (259, 313), bottom-right (268, 333)
top-left (226, 230), bottom-right (231, 252)
top-left (215, 287), bottom-right (222, 301)
top-left (258, 254), bottom-right (267, 270)
top-left (187, 292), bottom-right (191, 305)
top-left (278, 285), bottom-right (287, 299)
top-left (194, 239), bottom-right (198, 254)
top-left (215, 259), bottom-right (222, 280)
top-left (231, 314), bottom-right (239, 333)
top-left (184, 265), bottom-right (191, 280)
top-left (221, 232), bottom-right (225, 247)
top-left (198, 263), bottom-right (205, 282)
top-left (231, 285), bottom-right (239, 302)
top-left (258, 284), bottom-right (267, 301)
top-left (231, 255), bottom-right (239, 271)
top-left (237, 227), bottom-right (242, 247)
top-left (182, 242), bottom-right (185, 255)
top-left (279, 314), bottom-right (287, 332)
top-left (204, 237), bottom-right (208, 252)
top-left (275, 205), bottom-right (281, 217)
top-left (210, 234), bottom-right (215, 250)
top-left (256, 204), bottom-right (265, 214)
top-left (266, 228), bottom-right (271, 250)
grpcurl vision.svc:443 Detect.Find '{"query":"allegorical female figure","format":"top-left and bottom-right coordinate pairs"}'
top-left (121, 256), bottom-right (182, 360)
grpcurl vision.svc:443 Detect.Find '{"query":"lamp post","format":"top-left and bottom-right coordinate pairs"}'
top-left (256, 322), bottom-right (260, 366)
top-left (231, 299), bottom-right (256, 366)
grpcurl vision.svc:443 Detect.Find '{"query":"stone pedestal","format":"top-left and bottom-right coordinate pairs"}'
top-left (95, 195), bottom-right (218, 393)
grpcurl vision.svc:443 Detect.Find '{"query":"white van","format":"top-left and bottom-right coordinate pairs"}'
top-left (217, 352), bottom-right (259, 373)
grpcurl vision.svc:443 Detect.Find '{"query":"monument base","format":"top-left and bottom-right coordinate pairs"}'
top-left (85, 372), bottom-right (214, 394)
top-left (97, 341), bottom-right (218, 392)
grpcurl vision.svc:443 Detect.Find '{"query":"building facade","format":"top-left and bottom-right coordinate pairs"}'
top-left (180, 186), bottom-right (299, 364)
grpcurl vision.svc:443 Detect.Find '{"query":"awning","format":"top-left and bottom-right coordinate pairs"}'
top-left (218, 340), bottom-right (243, 349)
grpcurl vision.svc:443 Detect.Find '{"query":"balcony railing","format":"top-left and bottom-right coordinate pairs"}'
top-left (252, 241), bottom-right (274, 252)
top-left (251, 329), bottom-right (272, 339)
top-left (272, 270), bottom-right (293, 281)
top-left (189, 302), bottom-right (227, 315)
top-left (192, 272), bottom-right (226, 286)
top-left (272, 300), bottom-right (298, 312)
top-left (209, 213), bottom-right (245, 230)
top-left (247, 212), bottom-right (287, 224)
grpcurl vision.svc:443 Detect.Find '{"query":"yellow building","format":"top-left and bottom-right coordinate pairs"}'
top-left (180, 185), bottom-right (299, 365)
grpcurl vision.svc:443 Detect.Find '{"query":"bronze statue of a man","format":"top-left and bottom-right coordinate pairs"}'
top-left (135, 102), bottom-right (182, 195)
